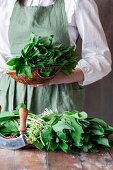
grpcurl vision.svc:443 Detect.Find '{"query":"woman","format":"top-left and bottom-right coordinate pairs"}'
top-left (0, 0), bottom-right (111, 114)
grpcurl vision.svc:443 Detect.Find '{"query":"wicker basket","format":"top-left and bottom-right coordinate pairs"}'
top-left (6, 66), bottom-right (63, 85)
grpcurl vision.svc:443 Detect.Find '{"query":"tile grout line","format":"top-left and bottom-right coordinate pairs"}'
top-left (108, 149), bottom-right (113, 160)
top-left (77, 153), bottom-right (84, 170)
top-left (46, 152), bottom-right (50, 170)
top-left (13, 150), bottom-right (15, 170)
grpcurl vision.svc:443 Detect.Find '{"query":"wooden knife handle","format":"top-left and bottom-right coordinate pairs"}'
top-left (18, 107), bottom-right (28, 132)
top-left (0, 105), bottom-right (1, 112)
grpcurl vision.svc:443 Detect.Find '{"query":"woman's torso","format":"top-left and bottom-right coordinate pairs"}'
top-left (0, 0), bottom-right (79, 73)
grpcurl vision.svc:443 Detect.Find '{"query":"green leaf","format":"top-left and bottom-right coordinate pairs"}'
top-left (0, 120), bottom-right (19, 136)
top-left (65, 116), bottom-right (84, 147)
top-left (15, 65), bottom-right (21, 76)
top-left (90, 147), bottom-right (99, 153)
top-left (59, 141), bottom-right (68, 152)
top-left (29, 32), bottom-right (35, 43)
top-left (93, 137), bottom-right (110, 147)
top-left (71, 50), bottom-right (79, 57)
top-left (56, 138), bottom-right (59, 143)
top-left (49, 140), bottom-right (58, 151)
top-left (71, 131), bottom-right (83, 147)
top-left (7, 58), bottom-right (18, 66)
top-left (91, 129), bottom-right (104, 136)
top-left (82, 143), bottom-right (93, 153)
top-left (63, 110), bottom-right (80, 116)
top-left (20, 66), bottom-right (26, 75)
top-left (33, 36), bottom-right (38, 44)
top-left (0, 112), bottom-right (19, 122)
top-left (48, 116), bottom-right (59, 126)
top-left (33, 141), bottom-right (44, 150)
top-left (52, 120), bottom-right (75, 132)
top-left (40, 70), bottom-right (51, 77)
top-left (41, 127), bottom-right (53, 144)
top-left (26, 43), bottom-right (35, 55)
top-left (88, 118), bottom-right (107, 128)
top-left (39, 35), bottom-right (54, 46)
top-left (16, 103), bottom-right (26, 110)
top-left (91, 124), bottom-right (104, 136)
top-left (105, 125), bottom-right (113, 135)
top-left (71, 112), bottom-right (88, 120)
top-left (24, 44), bottom-right (31, 52)
top-left (23, 66), bottom-right (32, 78)
top-left (57, 131), bottom-right (67, 141)
top-left (21, 49), bottom-right (26, 57)
top-left (29, 50), bottom-right (39, 58)
top-left (83, 135), bottom-right (89, 143)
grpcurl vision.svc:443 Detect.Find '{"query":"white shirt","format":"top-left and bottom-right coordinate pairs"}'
top-left (0, 0), bottom-right (112, 86)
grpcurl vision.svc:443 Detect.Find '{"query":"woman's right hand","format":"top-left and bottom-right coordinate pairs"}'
top-left (29, 68), bottom-right (84, 87)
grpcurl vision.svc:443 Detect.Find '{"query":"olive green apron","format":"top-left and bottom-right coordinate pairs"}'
top-left (0, 0), bottom-right (85, 114)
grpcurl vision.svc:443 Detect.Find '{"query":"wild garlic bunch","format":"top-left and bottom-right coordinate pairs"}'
top-left (26, 108), bottom-right (58, 143)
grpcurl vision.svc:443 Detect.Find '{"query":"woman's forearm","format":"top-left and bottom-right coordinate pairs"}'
top-left (48, 68), bottom-right (84, 85)
top-left (71, 68), bottom-right (84, 83)
top-left (30, 68), bottom-right (84, 87)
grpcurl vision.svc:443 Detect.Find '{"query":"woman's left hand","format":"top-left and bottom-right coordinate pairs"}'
top-left (29, 68), bottom-right (84, 87)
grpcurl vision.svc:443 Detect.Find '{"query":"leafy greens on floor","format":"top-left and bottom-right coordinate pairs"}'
top-left (0, 104), bottom-right (113, 153)
top-left (7, 33), bottom-right (78, 77)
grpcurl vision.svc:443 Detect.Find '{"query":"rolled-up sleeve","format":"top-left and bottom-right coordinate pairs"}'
top-left (75, 0), bottom-right (112, 86)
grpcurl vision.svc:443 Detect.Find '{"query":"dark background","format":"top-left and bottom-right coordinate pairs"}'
top-left (76, 0), bottom-right (113, 124)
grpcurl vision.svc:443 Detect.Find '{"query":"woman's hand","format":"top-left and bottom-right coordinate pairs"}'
top-left (29, 68), bottom-right (84, 87)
